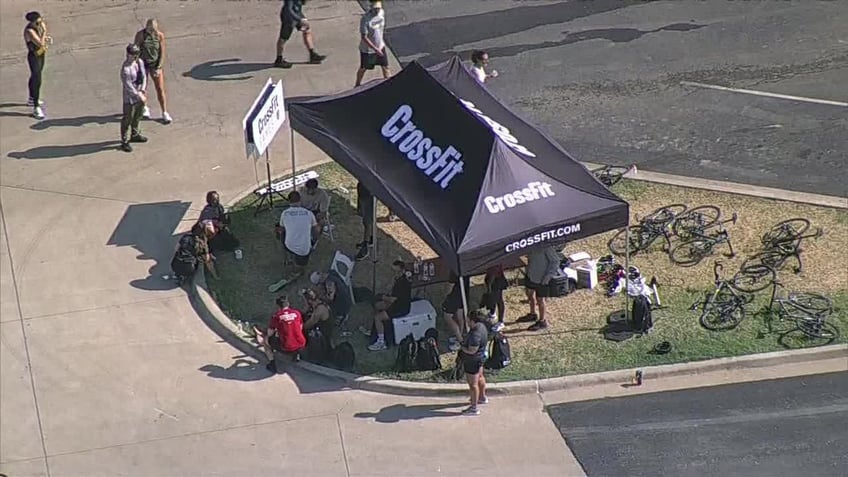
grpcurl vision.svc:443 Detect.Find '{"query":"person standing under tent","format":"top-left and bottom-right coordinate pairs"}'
top-left (443, 273), bottom-right (472, 352)
top-left (134, 19), bottom-right (172, 124)
top-left (470, 50), bottom-right (498, 84)
top-left (274, 0), bottom-right (326, 69)
top-left (355, 0), bottom-right (391, 87)
top-left (119, 44), bottom-right (149, 153)
top-left (518, 246), bottom-right (561, 331)
top-left (484, 264), bottom-right (508, 331)
top-left (355, 182), bottom-right (374, 261)
top-left (23, 11), bottom-right (51, 119)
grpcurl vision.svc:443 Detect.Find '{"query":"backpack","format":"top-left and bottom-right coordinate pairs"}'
top-left (632, 295), bottom-right (653, 333)
top-left (394, 334), bottom-right (417, 372)
top-left (175, 234), bottom-right (198, 265)
top-left (485, 332), bottom-right (511, 369)
top-left (330, 342), bottom-right (355, 372)
top-left (416, 336), bottom-right (441, 371)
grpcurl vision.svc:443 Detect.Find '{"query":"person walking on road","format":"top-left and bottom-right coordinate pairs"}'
top-left (355, 0), bottom-right (390, 86)
top-left (274, 0), bottom-right (326, 69)
top-left (134, 19), bottom-right (172, 124)
top-left (470, 50), bottom-right (498, 84)
top-left (23, 11), bottom-right (51, 119)
top-left (119, 44), bottom-right (149, 153)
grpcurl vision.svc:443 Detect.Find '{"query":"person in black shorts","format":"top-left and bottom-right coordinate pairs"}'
top-left (361, 260), bottom-right (411, 351)
top-left (460, 310), bottom-right (489, 416)
top-left (443, 273), bottom-right (471, 352)
top-left (275, 0), bottom-right (326, 69)
top-left (355, 182), bottom-right (374, 261)
top-left (355, 0), bottom-right (390, 86)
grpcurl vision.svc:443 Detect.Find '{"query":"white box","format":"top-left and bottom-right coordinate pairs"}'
top-left (392, 300), bottom-right (437, 345)
top-left (575, 262), bottom-right (598, 289)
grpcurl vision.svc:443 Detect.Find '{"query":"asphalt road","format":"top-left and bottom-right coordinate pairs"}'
top-left (547, 372), bottom-right (848, 477)
top-left (378, 0), bottom-right (848, 197)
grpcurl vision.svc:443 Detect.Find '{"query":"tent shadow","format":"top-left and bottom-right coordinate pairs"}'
top-left (30, 113), bottom-right (121, 130)
top-left (183, 58), bottom-right (276, 81)
top-left (353, 403), bottom-right (464, 423)
top-left (6, 140), bottom-right (123, 160)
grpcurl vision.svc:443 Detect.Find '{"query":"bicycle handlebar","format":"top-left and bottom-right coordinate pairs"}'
top-left (713, 261), bottom-right (724, 283)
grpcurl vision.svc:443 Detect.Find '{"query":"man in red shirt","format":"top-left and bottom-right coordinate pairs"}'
top-left (256, 295), bottom-right (306, 373)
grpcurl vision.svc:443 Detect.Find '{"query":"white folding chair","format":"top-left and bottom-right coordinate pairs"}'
top-left (330, 250), bottom-right (356, 304)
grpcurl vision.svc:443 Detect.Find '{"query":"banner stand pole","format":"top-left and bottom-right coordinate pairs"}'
top-left (265, 149), bottom-right (273, 210)
top-left (624, 223), bottom-right (631, 323)
top-left (459, 274), bottom-right (469, 321)
top-left (290, 125), bottom-right (297, 192)
top-left (371, 196), bottom-right (377, 297)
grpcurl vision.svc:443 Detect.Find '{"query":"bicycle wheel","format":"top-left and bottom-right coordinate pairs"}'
top-left (779, 322), bottom-right (839, 348)
top-left (732, 264), bottom-right (775, 293)
top-left (669, 240), bottom-right (708, 266)
top-left (642, 204), bottom-right (688, 226)
top-left (672, 205), bottom-right (722, 238)
top-left (700, 291), bottom-right (745, 331)
top-left (741, 250), bottom-right (792, 271)
top-left (592, 165), bottom-right (629, 187)
top-left (762, 218), bottom-right (810, 246)
top-left (608, 226), bottom-right (647, 256)
top-left (788, 293), bottom-right (832, 314)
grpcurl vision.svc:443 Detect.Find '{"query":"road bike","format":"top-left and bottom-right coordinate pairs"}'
top-left (607, 204), bottom-right (688, 256)
top-left (669, 212), bottom-right (738, 266)
top-left (691, 261), bottom-right (757, 331)
top-left (672, 205), bottom-right (722, 239)
top-left (758, 279), bottom-right (839, 345)
top-left (749, 219), bottom-right (823, 273)
top-left (591, 164), bottom-right (630, 187)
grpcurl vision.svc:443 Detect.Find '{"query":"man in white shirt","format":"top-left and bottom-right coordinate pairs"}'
top-left (355, 0), bottom-right (390, 86)
top-left (470, 50), bottom-right (498, 84)
top-left (279, 190), bottom-right (319, 281)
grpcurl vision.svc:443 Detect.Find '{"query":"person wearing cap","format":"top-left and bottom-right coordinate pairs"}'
top-left (355, 0), bottom-right (390, 87)
top-left (23, 11), bottom-right (51, 119)
top-left (255, 295), bottom-right (306, 374)
top-left (298, 178), bottom-right (330, 227)
top-left (120, 43), bottom-right (149, 152)
top-left (309, 270), bottom-right (352, 324)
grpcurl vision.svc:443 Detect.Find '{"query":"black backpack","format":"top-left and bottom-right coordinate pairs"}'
top-left (175, 234), bottom-right (198, 265)
top-left (416, 336), bottom-right (441, 371)
top-left (485, 332), bottom-right (511, 369)
top-left (330, 342), bottom-right (355, 372)
top-left (394, 334), bottom-right (417, 372)
top-left (632, 295), bottom-right (653, 333)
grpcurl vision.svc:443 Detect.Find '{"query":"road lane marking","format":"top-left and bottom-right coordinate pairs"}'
top-left (680, 81), bottom-right (848, 107)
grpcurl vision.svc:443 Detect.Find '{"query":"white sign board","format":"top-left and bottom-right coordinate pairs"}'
top-left (242, 78), bottom-right (286, 158)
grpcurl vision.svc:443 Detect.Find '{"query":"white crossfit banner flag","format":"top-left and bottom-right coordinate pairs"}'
top-left (243, 79), bottom-right (286, 157)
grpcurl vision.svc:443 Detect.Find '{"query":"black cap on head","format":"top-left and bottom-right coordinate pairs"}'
top-left (305, 178), bottom-right (318, 189)
top-left (276, 295), bottom-right (289, 308)
top-left (288, 190), bottom-right (301, 203)
top-left (126, 43), bottom-right (140, 56)
top-left (25, 11), bottom-right (41, 22)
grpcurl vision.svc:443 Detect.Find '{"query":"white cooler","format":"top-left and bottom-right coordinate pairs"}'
top-left (392, 299), bottom-right (437, 345)
top-left (565, 252), bottom-right (598, 290)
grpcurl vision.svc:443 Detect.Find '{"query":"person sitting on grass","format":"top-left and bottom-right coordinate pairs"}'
top-left (460, 309), bottom-right (489, 416)
top-left (269, 191), bottom-right (319, 292)
top-left (255, 295), bottom-right (306, 374)
top-left (359, 260), bottom-right (411, 351)
top-left (301, 288), bottom-right (337, 354)
top-left (192, 221), bottom-right (219, 279)
top-left (299, 178), bottom-right (330, 229)
top-left (198, 191), bottom-right (240, 253)
top-left (310, 270), bottom-right (352, 326)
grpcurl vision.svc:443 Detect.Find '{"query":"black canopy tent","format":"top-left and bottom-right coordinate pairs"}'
top-left (288, 56), bottom-right (629, 312)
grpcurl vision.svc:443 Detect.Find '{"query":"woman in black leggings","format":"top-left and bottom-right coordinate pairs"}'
top-left (23, 11), bottom-right (50, 119)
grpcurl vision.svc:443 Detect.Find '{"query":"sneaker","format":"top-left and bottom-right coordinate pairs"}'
top-left (528, 320), bottom-right (549, 332)
top-left (308, 51), bottom-right (326, 64)
top-left (491, 321), bottom-right (505, 333)
top-left (448, 337), bottom-right (461, 352)
top-left (388, 214), bottom-right (399, 222)
top-left (476, 395), bottom-right (489, 405)
top-left (358, 325), bottom-right (371, 337)
top-left (367, 339), bottom-right (387, 351)
top-left (355, 245), bottom-right (369, 261)
top-left (265, 360), bottom-right (277, 373)
top-left (142, 106), bottom-right (151, 118)
top-left (162, 111), bottom-right (172, 124)
top-left (293, 352), bottom-right (301, 362)
top-left (33, 106), bottom-right (45, 119)
top-left (129, 134), bottom-right (148, 143)
top-left (268, 278), bottom-right (288, 293)
top-left (461, 406), bottom-right (480, 416)
top-left (516, 313), bottom-right (538, 323)
top-left (27, 98), bottom-right (44, 106)
top-left (274, 58), bottom-right (293, 69)
top-left (119, 142), bottom-right (133, 153)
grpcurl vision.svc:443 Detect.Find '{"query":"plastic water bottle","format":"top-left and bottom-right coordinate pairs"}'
top-left (428, 262), bottom-right (436, 278)
top-left (413, 257), bottom-right (420, 275)
top-left (234, 249), bottom-right (243, 260)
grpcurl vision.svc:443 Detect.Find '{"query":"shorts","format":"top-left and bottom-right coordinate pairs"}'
top-left (285, 244), bottom-right (311, 267)
top-left (358, 202), bottom-right (374, 225)
top-left (386, 303), bottom-right (410, 319)
top-left (463, 357), bottom-right (484, 375)
top-left (359, 49), bottom-right (389, 70)
top-left (524, 277), bottom-right (551, 298)
top-left (269, 336), bottom-right (304, 354)
top-left (441, 294), bottom-right (463, 315)
top-left (279, 20), bottom-right (307, 41)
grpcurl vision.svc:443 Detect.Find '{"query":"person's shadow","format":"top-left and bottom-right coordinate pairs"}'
top-left (30, 113), bottom-right (121, 130)
top-left (7, 140), bottom-right (124, 160)
top-left (354, 403), bottom-right (464, 423)
top-left (199, 358), bottom-right (273, 382)
top-left (183, 58), bottom-right (273, 81)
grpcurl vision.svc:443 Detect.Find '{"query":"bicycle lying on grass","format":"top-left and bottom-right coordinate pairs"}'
top-left (745, 218), bottom-right (823, 274)
top-left (691, 261), bottom-right (774, 331)
top-left (669, 212), bottom-right (738, 266)
top-left (607, 204), bottom-right (688, 256)
top-left (758, 278), bottom-right (839, 346)
top-left (591, 164), bottom-right (630, 187)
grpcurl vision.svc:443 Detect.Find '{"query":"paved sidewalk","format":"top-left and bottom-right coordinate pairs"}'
top-left (1, 2), bottom-right (585, 476)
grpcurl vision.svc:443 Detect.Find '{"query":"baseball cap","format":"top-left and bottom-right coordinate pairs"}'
top-left (309, 271), bottom-right (322, 285)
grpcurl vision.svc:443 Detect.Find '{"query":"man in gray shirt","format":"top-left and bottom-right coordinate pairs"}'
top-left (119, 44), bottom-right (148, 152)
top-left (355, 0), bottom-right (390, 86)
top-left (518, 246), bottom-right (562, 331)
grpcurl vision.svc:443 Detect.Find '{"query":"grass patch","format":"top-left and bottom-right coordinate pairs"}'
top-left (208, 161), bottom-right (847, 382)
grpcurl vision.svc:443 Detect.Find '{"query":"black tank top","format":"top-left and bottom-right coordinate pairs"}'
top-left (24, 23), bottom-right (44, 53)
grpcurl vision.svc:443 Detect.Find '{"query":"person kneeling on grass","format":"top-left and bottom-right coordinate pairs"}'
top-left (359, 260), bottom-right (411, 351)
top-left (255, 295), bottom-right (306, 374)
top-left (460, 310), bottom-right (489, 416)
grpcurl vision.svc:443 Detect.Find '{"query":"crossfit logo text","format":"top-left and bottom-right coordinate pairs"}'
top-left (505, 223), bottom-right (582, 252)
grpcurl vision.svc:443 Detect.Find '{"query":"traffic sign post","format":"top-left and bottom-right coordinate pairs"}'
top-left (243, 79), bottom-right (288, 215)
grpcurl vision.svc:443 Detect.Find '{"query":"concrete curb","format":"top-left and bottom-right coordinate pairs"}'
top-left (191, 264), bottom-right (846, 397)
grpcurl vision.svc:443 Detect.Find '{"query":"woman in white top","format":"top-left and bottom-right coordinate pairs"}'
top-left (470, 50), bottom-right (498, 83)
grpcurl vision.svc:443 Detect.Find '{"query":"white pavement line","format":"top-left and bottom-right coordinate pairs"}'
top-left (153, 408), bottom-right (179, 422)
top-left (680, 81), bottom-right (848, 107)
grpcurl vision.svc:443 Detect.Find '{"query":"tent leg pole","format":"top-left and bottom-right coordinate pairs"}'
top-left (459, 275), bottom-right (469, 318)
top-left (624, 224), bottom-right (631, 323)
top-left (265, 149), bottom-right (273, 209)
top-left (290, 126), bottom-right (296, 191)
top-left (371, 196), bottom-right (377, 296)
